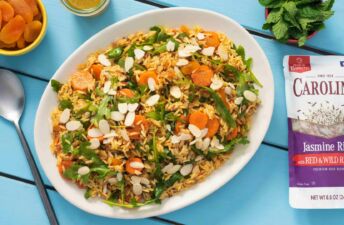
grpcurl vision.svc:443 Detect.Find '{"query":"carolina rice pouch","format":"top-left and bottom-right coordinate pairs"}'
top-left (284, 55), bottom-right (344, 208)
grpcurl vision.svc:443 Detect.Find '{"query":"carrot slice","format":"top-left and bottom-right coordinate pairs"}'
top-left (181, 61), bottom-right (200, 75)
top-left (58, 159), bottom-right (73, 177)
top-left (204, 32), bottom-right (220, 48)
top-left (127, 115), bottom-right (149, 140)
top-left (189, 111), bottom-right (209, 129)
top-left (90, 64), bottom-right (103, 80)
top-left (180, 25), bottom-right (189, 34)
top-left (0, 1), bottom-right (14, 22)
top-left (218, 88), bottom-right (230, 109)
top-left (206, 118), bottom-right (220, 138)
top-left (118, 88), bottom-right (135, 98)
top-left (138, 70), bottom-right (158, 85)
top-left (227, 127), bottom-right (238, 141)
top-left (111, 157), bottom-right (122, 166)
top-left (175, 115), bottom-right (187, 134)
top-left (191, 65), bottom-right (214, 87)
top-left (70, 70), bottom-right (95, 91)
top-left (126, 157), bottom-right (144, 174)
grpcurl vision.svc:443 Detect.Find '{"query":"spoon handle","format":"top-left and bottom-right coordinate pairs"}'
top-left (14, 121), bottom-right (59, 225)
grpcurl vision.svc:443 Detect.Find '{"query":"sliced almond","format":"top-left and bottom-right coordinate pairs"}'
top-left (130, 161), bottom-right (144, 169)
top-left (103, 81), bottom-right (111, 94)
top-left (59, 108), bottom-right (71, 124)
top-left (143, 45), bottom-right (153, 51)
top-left (99, 119), bottom-right (110, 134)
top-left (134, 48), bottom-right (145, 60)
top-left (197, 33), bottom-right (205, 40)
top-left (128, 103), bottom-right (139, 112)
top-left (88, 128), bottom-right (103, 138)
top-left (224, 86), bottom-right (232, 95)
top-left (133, 183), bottom-right (142, 195)
top-left (176, 58), bottom-right (189, 66)
top-left (180, 164), bottom-right (193, 176)
top-left (147, 77), bottom-right (156, 91)
top-left (234, 97), bottom-right (244, 105)
top-left (202, 47), bottom-right (215, 56)
top-left (124, 57), bottom-right (134, 72)
top-left (166, 40), bottom-right (175, 51)
top-left (171, 135), bottom-right (181, 144)
top-left (78, 166), bottom-right (90, 176)
top-left (119, 129), bottom-right (129, 141)
top-left (98, 54), bottom-right (111, 67)
top-left (188, 124), bottom-right (202, 138)
top-left (170, 86), bottom-right (182, 99)
top-left (124, 111), bottom-right (135, 126)
top-left (145, 94), bottom-right (160, 106)
top-left (243, 90), bottom-right (257, 102)
top-left (167, 165), bottom-right (181, 175)
top-left (66, 120), bottom-right (82, 131)
top-left (89, 138), bottom-right (100, 149)
top-left (111, 111), bottom-right (125, 121)
top-left (118, 103), bottom-right (128, 114)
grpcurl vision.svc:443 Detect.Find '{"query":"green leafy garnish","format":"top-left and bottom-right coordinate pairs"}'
top-left (58, 99), bottom-right (73, 110)
top-left (93, 96), bottom-right (111, 123)
top-left (154, 172), bottom-right (183, 199)
top-left (107, 47), bottom-right (123, 61)
top-left (201, 87), bottom-right (236, 128)
top-left (260, 0), bottom-right (334, 46)
top-left (51, 79), bottom-right (62, 92)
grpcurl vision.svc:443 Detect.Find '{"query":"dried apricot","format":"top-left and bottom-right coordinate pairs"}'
top-left (24, 0), bottom-right (38, 16)
top-left (0, 15), bottom-right (26, 44)
top-left (0, 10), bottom-right (2, 30)
top-left (17, 36), bottom-right (26, 48)
top-left (23, 20), bottom-right (42, 42)
top-left (0, 1), bottom-right (14, 22)
top-left (8, 0), bottom-right (33, 23)
top-left (0, 40), bottom-right (16, 48)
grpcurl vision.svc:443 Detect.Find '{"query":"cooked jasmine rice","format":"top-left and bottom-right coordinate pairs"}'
top-left (50, 25), bottom-right (261, 208)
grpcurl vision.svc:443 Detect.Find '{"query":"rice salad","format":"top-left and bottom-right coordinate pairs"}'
top-left (50, 25), bottom-right (261, 208)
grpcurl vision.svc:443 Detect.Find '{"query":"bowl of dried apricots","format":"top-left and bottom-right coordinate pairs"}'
top-left (0, 0), bottom-right (47, 56)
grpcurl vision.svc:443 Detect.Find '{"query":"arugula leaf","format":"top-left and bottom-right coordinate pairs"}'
top-left (201, 87), bottom-right (236, 128)
top-left (91, 166), bottom-right (115, 179)
top-left (77, 142), bottom-right (105, 166)
top-left (58, 99), bottom-right (73, 110)
top-left (104, 199), bottom-right (156, 208)
top-left (51, 79), bottom-right (62, 92)
top-left (209, 137), bottom-right (249, 154)
top-left (63, 164), bottom-right (81, 180)
top-left (61, 132), bottom-right (73, 153)
top-left (93, 96), bottom-right (111, 123)
top-left (154, 172), bottom-right (183, 199)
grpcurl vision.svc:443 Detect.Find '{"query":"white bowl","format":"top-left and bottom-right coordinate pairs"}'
top-left (34, 7), bottom-right (274, 219)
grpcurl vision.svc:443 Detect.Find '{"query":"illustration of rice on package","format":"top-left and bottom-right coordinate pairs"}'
top-left (284, 55), bottom-right (344, 208)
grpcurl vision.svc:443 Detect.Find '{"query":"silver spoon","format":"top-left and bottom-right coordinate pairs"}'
top-left (0, 69), bottom-right (59, 225)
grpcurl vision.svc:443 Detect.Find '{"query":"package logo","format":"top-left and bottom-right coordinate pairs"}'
top-left (340, 61), bottom-right (344, 67)
top-left (289, 56), bottom-right (311, 73)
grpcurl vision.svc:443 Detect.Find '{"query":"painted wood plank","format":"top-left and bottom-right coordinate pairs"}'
top-left (0, 177), bottom-right (49, 225)
top-left (161, 144), bottom-right (344, 225)
top-left (0, 177), bottom-right (163, 225)
top-left (0, 0), bottom-right (155, 80)
top-left (150, 0), bottom-right (344, 54)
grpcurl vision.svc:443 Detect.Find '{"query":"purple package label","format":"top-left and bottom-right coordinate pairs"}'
top-left (284, 55), bottom-right (344, 209)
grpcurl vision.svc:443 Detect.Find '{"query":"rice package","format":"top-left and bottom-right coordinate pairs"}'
top-left (284, 55), bottom-right (344, 208)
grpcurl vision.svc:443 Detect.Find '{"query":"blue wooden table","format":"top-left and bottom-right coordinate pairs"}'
top-left (0, 1), bottom-right (343, 224)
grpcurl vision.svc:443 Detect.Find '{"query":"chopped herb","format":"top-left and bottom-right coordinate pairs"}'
top-left (51, 79), bottom-right (62, 92)
top-left (107, 47), bottom-right (123, 61)
top-left (58, 99), bottom-right (73, 110)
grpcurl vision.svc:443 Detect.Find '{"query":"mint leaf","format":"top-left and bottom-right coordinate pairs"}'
top-left (272, 18), bottom-right (289, 40)
top-left (265, 8), bottom-right (283, 24)
top-left (259, 0), bottom-right (284, 8)
top-left (320, 0), bottom-right (335, 11)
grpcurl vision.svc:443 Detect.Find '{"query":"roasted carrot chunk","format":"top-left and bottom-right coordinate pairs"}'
top-left (0, 1), bottom-right (15, 22)
top-left (189, 111), bottom-right (209, 129)
top-left (218, 88), bottom-right (230, 109)
top-left (23, 20), bottom-right (42, 42)
top-left (8, 0), bottom-right (33, 23)
top-left (204, 32), bottom-right (220, 48)
top-left (0, 15), bottom-right (25, 44)
top-left (90, 64), bottom-right (103, 80)
top-left (111, 157), bottom-right (122, 166)
top-left (127, 115), bottom-right (149, 140)
top-left (227, 127), bottom-right (238, 141)
top-left (118, 88), bottom-right (135, 98)
top-left (181, 61), bottom-right (200, 75)
top-left (70, 70), bottom-right (95, 91)
top-left (180, 25), bottom-right (189, 34)
top-left (58, 159), bottom-right (73, 176)
top-left (191, 65), bottom-right (214, 87)
top-left (126, 157), bottom-right (144, 174)
top-left (206, 118), bottom-right (220, 138)
top-left (175, 115), bottom-right (187, 134)
top-left (138, 70), bottom-right (158, 85)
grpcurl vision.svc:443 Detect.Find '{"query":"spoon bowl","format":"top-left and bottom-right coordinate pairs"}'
top-left (0, 69), bottom-right (25, 122)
